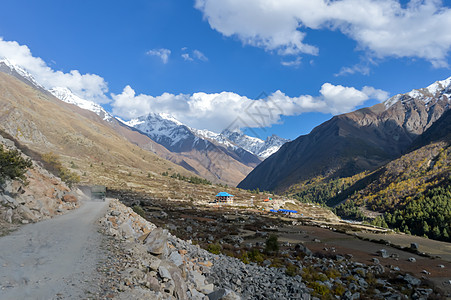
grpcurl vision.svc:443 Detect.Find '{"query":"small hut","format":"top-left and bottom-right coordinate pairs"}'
top-left (215, 192), bottom-right (234, 204)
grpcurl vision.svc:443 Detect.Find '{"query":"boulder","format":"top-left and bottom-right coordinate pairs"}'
top-left (160, 261), bottom-right (188, 300)
top-left (169, 251), bottom-right (184, 267)
top-left (403, 274), bottom-right (421, 286)
top-left (294, 243), bottom-right (312, 256)
top-left (1, 194), bottom-right (19, 208)
top-left (208, 288), bottom-right (241, 300)
top-left (145, 228), bottom-right (168, 255)
top-left (377, 249), bottom-right (389, 258)
top-left (3, 208), bottom-right (13, 223)
top-left (62, 195), bottom-right (77, 203)
top-left (119, 222), bottom-right (136, 240)
top-left (410, 243), bottom-right (419, 250)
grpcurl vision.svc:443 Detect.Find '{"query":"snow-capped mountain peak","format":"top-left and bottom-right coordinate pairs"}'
top-left (221, 129), bottom-right (289, 159)
top-left (126, 113), bottom-right (289, 159)
top-left (0, 58), bottom-right (45, 90)
top-left (384, 76), bottom-right (451, 109)
top-left (49, 87), bottom-right (113, 121)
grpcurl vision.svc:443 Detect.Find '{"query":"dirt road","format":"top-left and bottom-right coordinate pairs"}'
top-left (0, 199), bottom-right (109, 300)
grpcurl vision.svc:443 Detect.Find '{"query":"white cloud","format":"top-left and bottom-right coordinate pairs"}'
top-left (111, 83), bottom-right (388, 132)
top-left (281, 57), bottom-right (301, 67)
top-left (0, 38), bottom-right (109, 103)
top-left (335, 64), bottom-right (371, 77)
top-left (147, 48), bottom-right (171, 64)
top-left (193, 50), bottom-right (208, 61)
top-left (195, 0), bottom-right (451, 67)
top-left (181, 53), bottom-right (193, 61)
top-left (181, 48), bottom-right (208, 62)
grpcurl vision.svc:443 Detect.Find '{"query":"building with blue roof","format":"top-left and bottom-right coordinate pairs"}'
top-left (215, 192), bottom-right (234, 204)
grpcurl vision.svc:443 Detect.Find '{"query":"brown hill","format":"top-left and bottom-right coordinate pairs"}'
top-left (0, 71), bottom-right (195, 186)
top-left (238, 79), bottom-right (450, 192)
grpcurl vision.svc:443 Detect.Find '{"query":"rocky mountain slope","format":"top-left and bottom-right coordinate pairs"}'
top-left (239, 77), bottom-right (451, 192)
top-left (0, 67), bottom-right (198, 191)
top-left (331, 109), bottom-right (451, 240)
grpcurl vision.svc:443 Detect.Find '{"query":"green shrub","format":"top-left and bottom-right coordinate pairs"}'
top-left (0, 145), bottom-right (32, 184)
top-left (41, 152), bottom-right (80, 187)
top-left (207, 243), bottom-right (222, 255)
top-left (248, 248), bottom-right (265, 263)
top-left (265, 234), bottom-right (279, 253)
top-left (132, 205), bottom-right (146, 218)
top-left (286, 264), bottom-right (298, 277)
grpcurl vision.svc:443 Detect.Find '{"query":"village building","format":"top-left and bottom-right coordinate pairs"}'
top-left (215, 192), bottom-right (234, 204)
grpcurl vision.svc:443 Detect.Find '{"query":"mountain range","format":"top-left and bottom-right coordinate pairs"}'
top-left (0, 59), bottom-right (287, 186)
top-left (238, 76), bottom-right (451, 192)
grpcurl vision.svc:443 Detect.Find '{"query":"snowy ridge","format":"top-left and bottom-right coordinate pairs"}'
top-left (384, 76), bottom-right (451, 109)
top-left (0, 59), bottom-right (114, 122)
top-left (221, 129), bottom-right (289, 159)
top-left (49, 87), bottom-right (113, 121)
top-left (127, 113), bottom-right (288, 159)
top-left (125, 113), bottom-right (193, 147)
top-left (0, 59), bottom-right (45, 90)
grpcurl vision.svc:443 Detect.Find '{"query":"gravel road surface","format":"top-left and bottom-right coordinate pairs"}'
top-left (0, 199), bottom-right (109, 300)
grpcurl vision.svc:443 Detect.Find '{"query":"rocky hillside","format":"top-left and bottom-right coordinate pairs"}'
top-left (0, 134), bottom-right (78, 236)
top-left (239, 77), bottom-right (451, 192)
top-left (331, 109), bottom-right (451, 240)
top-left (0, 67), bottom-right (203, 192)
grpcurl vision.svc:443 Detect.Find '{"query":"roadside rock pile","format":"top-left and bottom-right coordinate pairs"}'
top-left (99, 199), bottom-right (242, 299)
top-left (0, 135), bottom-right (78, 234)
top-left (99, 199), bottom-right (438, 300)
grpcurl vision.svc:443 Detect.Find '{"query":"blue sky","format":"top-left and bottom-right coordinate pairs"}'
top-left (0, 0), bottom-right (450, 140)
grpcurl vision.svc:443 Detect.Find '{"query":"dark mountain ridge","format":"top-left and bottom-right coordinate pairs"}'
top-left (238, 77), bottom-right (451, 192)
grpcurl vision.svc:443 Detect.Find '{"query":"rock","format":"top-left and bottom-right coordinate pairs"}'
top-left (62, 195), bottom-right (77, 203)
top-left (189, 270), bottom-right (206, 289)
top-left (421, 270), bottom-right (430, 275)
top-left (408, 257), bottom-right (416, 263)
top-left (166, 262), bottom-right (188, 300)
top-left (336, 255), bottom-right (345, 262)
top-left (295, 243), bottom-right (313, 256)
top-left (199, 283), bottom-right (214, 294)
top-left (207, 288), bottom-right (241, 300)
top-left (145, 228), bottom-right (168, 255)
top-left (377, 249), bottom-right (389, 258)
top-left (17, 205), bottom-right (38, 222)
top-left (149, 256), bottom-right (162, 271)
top-left (189, 288), bottom-right (207, 300)
top-left (158, 265), bottom-right (172, 281)
top-left (1, 194), bottom-right (19, 208)
top-left (410, 243), bottom-right (419, 250)
top-left (119, 222), bottom-right (135, 240)
top-left (437, 264), bottom-right (445, 268)
top-left (169, 251), bottom-right (184, 267)
top-left (147, 275), bottom-right (161, 292)
top-left (111, 210), bottom-right (121, 216)
top-left (373, 264), bottom-right (385, 274)
top-left (372, 258), bottom-right (380, 264)
top-left (403, 274), bottom-right (421, 286)
top-left (4, 208), bottom-right (13, 223)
